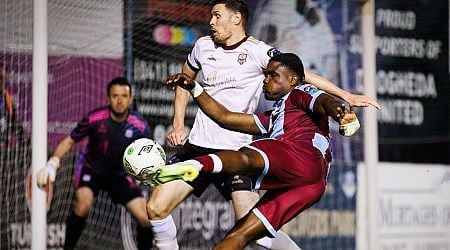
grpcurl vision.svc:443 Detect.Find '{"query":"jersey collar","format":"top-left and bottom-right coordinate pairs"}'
top-left (217, 36), bottom-right (249, 50)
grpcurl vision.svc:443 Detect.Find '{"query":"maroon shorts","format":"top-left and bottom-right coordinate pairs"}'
top-left (245, 136), bottom-right (330, 236)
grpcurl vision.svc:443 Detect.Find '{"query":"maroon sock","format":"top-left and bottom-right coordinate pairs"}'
top-left (193, 155), bottom-right (214, 173)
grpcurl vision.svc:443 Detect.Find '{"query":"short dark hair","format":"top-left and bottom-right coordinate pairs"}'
top-left (107, 77), bottom-right (132, 96)
top-left (212, 0), bottom-right (249, 28)
top-left (270, 53), bottom-right (305, 83)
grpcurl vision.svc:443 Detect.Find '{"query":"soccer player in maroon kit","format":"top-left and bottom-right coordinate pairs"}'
top-left (148, 53), bottom-right (361, 249)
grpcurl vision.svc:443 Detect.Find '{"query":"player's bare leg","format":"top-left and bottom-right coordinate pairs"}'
top-left (232, 190), bottom-right (260, 220)
top-left (126, 197), bottom-right (153, 250)
top-left (215, 211), bottom-right (267, 250)
top-left (146, 180), bottom-right (194, 250)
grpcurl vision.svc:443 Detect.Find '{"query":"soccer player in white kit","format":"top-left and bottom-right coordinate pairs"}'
top-left (146, 1), bottom-right (379, 249)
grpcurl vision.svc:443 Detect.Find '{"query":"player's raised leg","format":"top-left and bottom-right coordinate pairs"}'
top-left (146, 148), bottom-right (263, 186)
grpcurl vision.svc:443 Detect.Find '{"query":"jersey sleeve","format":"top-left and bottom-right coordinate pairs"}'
top-left (292, 84), bottom-right (326, 112)
top-left (255, 43), bottom-right (272, 69)
top-left (70, 114), bottom-right (90, 142)
top-left (250, 38), bottom-right (283, 69)
top-left (186, 37), bottom-right (204, 72)
top-left (253, 110), bottom-right (272, 135)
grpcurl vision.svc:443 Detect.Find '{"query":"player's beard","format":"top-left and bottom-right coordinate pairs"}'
top-left (211, 32), bottom-right (224, 44)
top-left (211, 29), bottom-right (230, 45)
top-left (109, 106), bottom-right (128, 121)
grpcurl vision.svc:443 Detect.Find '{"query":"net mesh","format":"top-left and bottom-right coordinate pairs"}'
top-left (0, 0), bottom-right (137, 249)
top-left (2, 0), bottom-right (447, 249)
top-left (0, 0), bottom-right (362, 249)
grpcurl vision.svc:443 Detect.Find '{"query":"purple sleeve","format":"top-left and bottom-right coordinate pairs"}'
top-left (70, 115), bottom-right (90, 142)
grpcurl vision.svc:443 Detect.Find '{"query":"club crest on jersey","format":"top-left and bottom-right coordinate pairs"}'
top-left (237, 53), bottom-right (247, 65)
top-left (125, 129), bottom-right (133, 138)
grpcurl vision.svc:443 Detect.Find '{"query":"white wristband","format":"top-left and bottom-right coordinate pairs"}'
top-left (48, 156), bottom-right (61, 170)
top-left (189, 81), bottom-right (204, 98)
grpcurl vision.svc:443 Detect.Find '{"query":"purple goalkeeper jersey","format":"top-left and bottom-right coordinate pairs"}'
top-left (70, 106), bottom-right (150, 177)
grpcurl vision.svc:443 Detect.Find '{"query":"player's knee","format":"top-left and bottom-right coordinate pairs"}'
top-left (135, 217), bottom-right (151, 228)
top-left (147, 201), bottom-right (172, 220)
top-left (73, 202), bottom-right (92, 217)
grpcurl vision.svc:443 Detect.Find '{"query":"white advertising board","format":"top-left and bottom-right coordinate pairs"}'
top-left (358, 162), bottom-right (450, 250)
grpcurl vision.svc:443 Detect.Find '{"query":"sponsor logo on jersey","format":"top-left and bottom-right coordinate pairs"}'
top-left (82, 174), bottom-right (92, 182)
top-left (237, 53), bottom-right (247, 65)
top-left (267, 48), bottom-right (283, 57)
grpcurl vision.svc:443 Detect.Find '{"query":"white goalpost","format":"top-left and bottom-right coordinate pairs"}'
top-left (31, 0), bottom-right (48, 249)
top-left (361, 0), bottom-right (380, 249)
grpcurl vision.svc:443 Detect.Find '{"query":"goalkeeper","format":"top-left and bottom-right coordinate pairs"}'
top-left (37, 77), bottom-right (153, 250)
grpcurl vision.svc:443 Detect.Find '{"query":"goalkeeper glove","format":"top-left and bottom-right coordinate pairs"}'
top-left (37, 156), bottom-right (60, 188)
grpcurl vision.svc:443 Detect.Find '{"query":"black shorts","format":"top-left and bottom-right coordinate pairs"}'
top-left (169, 141), bottom-right (254, 200)
top-left (75, 164), bottom-right (143, 205)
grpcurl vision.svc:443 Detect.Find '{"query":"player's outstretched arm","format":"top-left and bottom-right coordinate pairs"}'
top-left (314, 94), bottom-right (360, 137)
top-left (305, 70), bottom-right (380, 109)
top-left (167, 73), bottom-right (260, 135)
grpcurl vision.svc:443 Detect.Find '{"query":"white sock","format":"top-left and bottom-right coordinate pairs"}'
top-left (256, 231), bottom-right (301, 250)
top-left (208, 154), bottom-right (223, 173)
top-left (149, 215), bottom-right (179, 250)
top-left (185, 154), bottom-right (222, 173)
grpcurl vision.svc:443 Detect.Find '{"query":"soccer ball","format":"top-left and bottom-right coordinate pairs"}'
top-left (123, 138), bottom-right (166, 181)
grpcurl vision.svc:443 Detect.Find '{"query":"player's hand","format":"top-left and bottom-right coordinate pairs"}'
top-left (336, 105), bottom-right (360, 137)
top-left (167, 125), bottom-right (187, 146)
top-left (344, 93), bottom-right (380, 109)
top-left (166, 73), bottom-right (195, 90)
top-left (37, 156), bottom-right (60, 188)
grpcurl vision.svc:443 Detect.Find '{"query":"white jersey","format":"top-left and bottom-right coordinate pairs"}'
top-left (186, 36), bottom-right (275, 150)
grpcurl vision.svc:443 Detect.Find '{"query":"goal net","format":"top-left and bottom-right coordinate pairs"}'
top-left (0, 0), bottom-right (141, 249)
top-left (8, 0), bottom-right (444, 249)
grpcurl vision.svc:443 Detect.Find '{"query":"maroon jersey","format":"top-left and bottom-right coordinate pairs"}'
top-left (254, 84), bottom-right (330, 144)
top-left (248, 84), bottom-right (333, 233)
